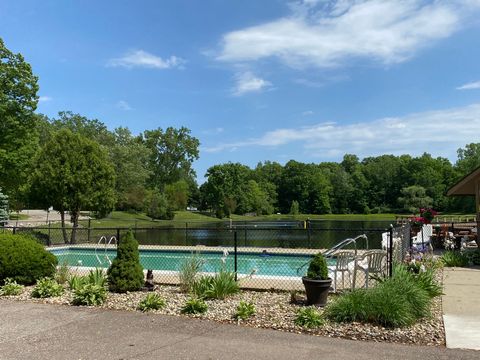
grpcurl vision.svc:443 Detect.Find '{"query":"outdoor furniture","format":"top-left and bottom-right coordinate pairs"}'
top-left (329, 251), bottom-right (357, 292)
top-left (355, 250), bottom-right (387, 288)
top-left (412, 224), bottom-right (433, 251)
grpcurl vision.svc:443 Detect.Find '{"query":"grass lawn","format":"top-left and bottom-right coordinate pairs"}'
top-left (9, 213), bottom-right (29, 220)
top-left (80, 211), bottom-right (397, 228)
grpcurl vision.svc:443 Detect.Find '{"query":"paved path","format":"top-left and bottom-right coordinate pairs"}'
top-left (443, 267), bottom-right (480, 350)
top-left (0, 301), bottom-right (477, 360)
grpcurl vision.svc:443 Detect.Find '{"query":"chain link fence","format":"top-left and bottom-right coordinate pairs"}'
top-left (1, 222), bottom-right (411, 292)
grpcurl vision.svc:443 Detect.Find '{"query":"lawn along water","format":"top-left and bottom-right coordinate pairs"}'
top-left (49, 248), bottom-right (327, 278)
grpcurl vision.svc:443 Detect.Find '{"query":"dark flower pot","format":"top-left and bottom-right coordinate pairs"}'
top-left (302, 277), bottom-right (332, 306)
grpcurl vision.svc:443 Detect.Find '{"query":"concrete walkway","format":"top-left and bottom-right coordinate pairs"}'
top-left (0, 301), bottom-right (477, 360)
top-left (443, 267), bottom-right (480, 350)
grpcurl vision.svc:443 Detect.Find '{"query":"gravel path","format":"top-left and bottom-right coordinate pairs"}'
top-left (1, 284), bottom-right (445, 347)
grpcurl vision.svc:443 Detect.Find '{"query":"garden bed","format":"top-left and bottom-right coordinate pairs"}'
top-left (0, 284), bottom-right (445, 346)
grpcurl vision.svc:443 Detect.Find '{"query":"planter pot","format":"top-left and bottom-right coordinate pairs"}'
top-left (302, 277), bottom-right (332, 306)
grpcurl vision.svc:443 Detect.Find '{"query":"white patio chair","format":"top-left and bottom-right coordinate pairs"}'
top-left (328, 251), bottom-right (356, 292)
top-left (355, 250), bottom-right (387, 288)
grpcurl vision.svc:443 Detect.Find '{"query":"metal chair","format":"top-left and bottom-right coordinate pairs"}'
top-left (331, 251), bottom-right (357, 292)
top-left (355, 250), bottom-right (387, 288)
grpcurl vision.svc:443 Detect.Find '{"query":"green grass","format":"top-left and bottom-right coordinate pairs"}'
top-left (8, 213), bottom-right (29, 220)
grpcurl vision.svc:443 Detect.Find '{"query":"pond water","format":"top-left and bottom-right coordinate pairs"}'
top-left (124, 219), bottom-right (393, 250)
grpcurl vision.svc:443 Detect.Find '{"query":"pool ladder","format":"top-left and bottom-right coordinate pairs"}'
top-left (95, 236), bottom-right (117, 266)
top-left (296, 234), bottom-right (368, 276)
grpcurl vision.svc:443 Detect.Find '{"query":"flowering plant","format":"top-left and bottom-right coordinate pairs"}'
top-left (410, 208), bottom-right (437, 227)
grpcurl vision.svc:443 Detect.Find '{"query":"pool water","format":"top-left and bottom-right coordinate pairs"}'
top-left (49, 248), bottom-right (332, 278)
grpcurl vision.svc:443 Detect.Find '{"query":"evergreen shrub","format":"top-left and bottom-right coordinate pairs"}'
top-left (107, 230), bottom-right (144, 293)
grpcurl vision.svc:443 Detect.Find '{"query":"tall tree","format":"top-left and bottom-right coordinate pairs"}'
top-left (0, 38), bottom-right (39, 202)
top-left (30, 129), bottom-right (116, 243)
top-left (142, 127), bottom-right (200, 189)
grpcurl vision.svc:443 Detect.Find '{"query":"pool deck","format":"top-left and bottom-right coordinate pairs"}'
top-left (442, 267), bottom-right (480, 350)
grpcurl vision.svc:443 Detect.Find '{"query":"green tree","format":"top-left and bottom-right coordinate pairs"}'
top-left (165, 180), bottom-right (189, 211)
top-left (244, 180), bottom-right (273, 215)
top-left (0, 38), bottom-right (39, 203)
top-left (142, 127), bottom-right (200, 189)
top-left (144, 190), bottom-right (174, 220)
top-left (290, 200), bottom-right (300, 215)
top-left (398, 185), bottom-right (433, 213)
top-left (30, 129), bottom-right (116, 243)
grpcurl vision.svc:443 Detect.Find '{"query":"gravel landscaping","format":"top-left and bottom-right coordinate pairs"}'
top-left (0, 283), bottom-right (445, 346)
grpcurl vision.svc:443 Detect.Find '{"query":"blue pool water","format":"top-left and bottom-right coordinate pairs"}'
top-left (49, 248), bottom-right (330, 277)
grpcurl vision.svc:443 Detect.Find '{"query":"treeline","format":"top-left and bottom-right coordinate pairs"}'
top-left (199, 152), bottom-right (477, 217)
top-left (1, 37), bottom-right (479, 224)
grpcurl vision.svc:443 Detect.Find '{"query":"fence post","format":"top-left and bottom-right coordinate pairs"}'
top-left (12, 226), bottom-right (16, 235)
top-left (234, 230), bottom-right (238, 281)
top-left (389, 225), bottom-right (394, 277)
top-left (185, 222), bottom-right (188, 245)
top-left (47, 222), bottom-right (52, 247)
top-left (116, 228), bottom-right (120, 245)
top-left (307, 219), bottom-right (311, 248)
top-left (87, 219), bottom-right (91, 243)
top-left (244, 221), bottom-right (247, 247)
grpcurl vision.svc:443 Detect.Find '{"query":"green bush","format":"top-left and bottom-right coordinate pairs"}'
top-left (441, 251), bottom-right (469, 267)
top-left (192, 271), bottom-right (239, 300)
top-left (324, 265), bottom-right (435, 328)
top-left (137, 293), bottom-right (166, 312)
top-left (0, 233), bottom-right (58, 285)
top-left (88, 268), bottom-right (107, 287)
top-left (295, 307), bottom-right (324, 328)
top-left (235, 301), bottom-right (256, 320)
top-left (31, 278), bottom-right (64, 298)
top-left (107, 230), bottom-right (144, 293)
top-left (306, 253), bottom-right (329, 280)
top-left (0, 278), bottom-right (24, 296)
top-left (72, 284), bottom-right (107, 306)
top-left (181, 297), bottom-right (208, 314)
top-left (68, 275), bottom-right (88, 291)
top-left (467, 249), bottom-right (480, 265)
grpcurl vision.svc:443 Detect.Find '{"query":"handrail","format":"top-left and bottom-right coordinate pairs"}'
top-left (296, 234), bottom-right (367, 276)
top-left (94, 236), bottom-right (107, 265)
top-left (94, 236), bottom-right (116, 266)
top-left (104, 236), bottom-right (116, 265)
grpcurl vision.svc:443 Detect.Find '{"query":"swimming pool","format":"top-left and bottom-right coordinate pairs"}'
top-left (49, 248), bottom-right (331, 278)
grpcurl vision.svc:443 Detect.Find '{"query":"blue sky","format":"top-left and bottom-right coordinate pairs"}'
top-left (2, 0), bottom-right (480, 181)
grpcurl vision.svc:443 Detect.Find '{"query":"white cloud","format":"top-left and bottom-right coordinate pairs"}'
top-left (116, 100), bottom-right (133, 111)
top-left (108, 50), bottom-right (185, 69)
top-left (203, 103), bottom-right (480, 161)
top-left (457, 81), bottom-right (480, 90)
top-left (217, 0), bottom-right (480, 68)
top-left (202, 127), bottom-right (224, 135)
top-left (232, 72), bottom-right (272, 96)
top-left (302, 110), bottom-right (314, 116)
top-left (38, 96), bottom-right (52, 103)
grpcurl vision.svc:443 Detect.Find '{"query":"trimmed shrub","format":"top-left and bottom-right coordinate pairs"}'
top-left (306, 253), bottom-right (329, 280)
top-left (31, 278), bottom-right (64, 298)
top-left (0, 233), bottom-right (57, 285)
top-left (107, 230), bottom-right (144, 293)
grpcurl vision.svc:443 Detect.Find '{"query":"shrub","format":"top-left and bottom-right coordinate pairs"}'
top-left (179, 254), bottom-right (204, 293)
top-left (306, 253), bottom-right (329, 280)
top-left (31, 278), bottom-right (64, 298)
top-left (72, 284), bottom-right (107, 306)
top-left (295, 307), bottom-right (324, 328)
top-left (107, 230), bottom-right (144, 293)
top-left (0, 233), bottom-right (58, 285)
top-left (192, 271), bottom-right (239, 300)
top-left (235, 301), bottom-right (256, 320)
top-left (181, 297), bottom-right (208, 314)
top-left (0, 278), bottom-right (23, 296)
top-left (441, 251), bottom-right (469, 267)
top-left (137, 293), bottom-right (166, 312)
top-left (467, 249), bottom-right (480, 265)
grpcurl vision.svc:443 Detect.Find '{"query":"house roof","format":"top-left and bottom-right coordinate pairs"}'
top-left (447, 166), bottom-right (480, 196)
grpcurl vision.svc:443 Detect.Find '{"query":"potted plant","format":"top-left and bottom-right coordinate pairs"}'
top-left (302, 252), bottom-right (332, 306)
